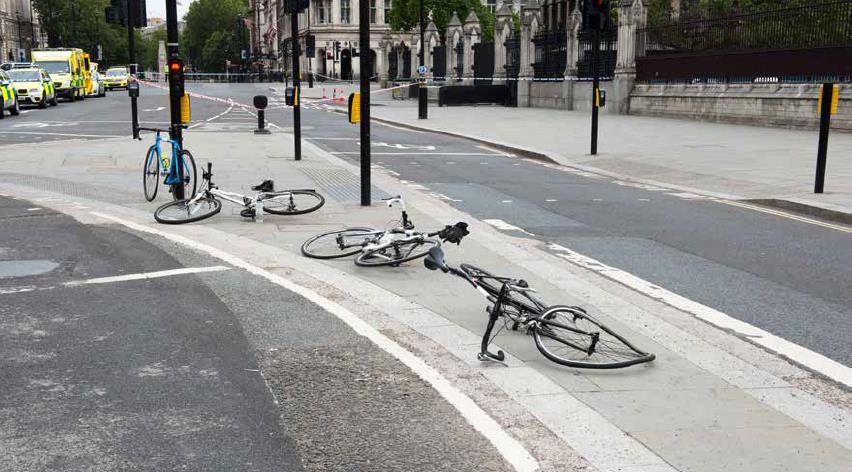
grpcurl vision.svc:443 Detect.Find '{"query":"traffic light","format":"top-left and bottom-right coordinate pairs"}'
top-left (168, 57), bottom-right (185, 98)
top-left (283, 0), bottom-right (310, 13)
top-left (306, 34), bottom-right (316, 58)
top-left (106, 0), bottom-right (148, 28)
top-left (584, 0), bottom-right (611, 31)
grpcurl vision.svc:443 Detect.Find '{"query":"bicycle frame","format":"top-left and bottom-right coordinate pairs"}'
top-left (145, 129), bottom-right (185, 186)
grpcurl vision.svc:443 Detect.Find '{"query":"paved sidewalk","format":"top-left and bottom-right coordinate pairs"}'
top-left (1, 129), bottom-right (850, 472)
top-left (365, 101), bottom-right (852, 218)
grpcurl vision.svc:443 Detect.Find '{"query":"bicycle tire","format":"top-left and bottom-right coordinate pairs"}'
top-left (154, 196), bottom-right (221, 225)
top-left (533, 305), bottom-right (656, 369)
top-left (301, 227), bottom-right (378, 259)
top-left (143, 145), bottom-right (160, 202)
top-left (169, 150), bottom-right (198, 200)
top-left (263, 190), bottom-right (325, 215)
top-left (355, 238), bottom-right (439, 267)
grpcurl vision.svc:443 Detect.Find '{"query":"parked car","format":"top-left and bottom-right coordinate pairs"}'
top-left (0, 69), bottom-right (21, 118)
top-left (103, 66), bottom-right (130, 90)
top-left (7, 67), bottom-right (58, 108)
top-left (87, 64), bottom-right (106, 97)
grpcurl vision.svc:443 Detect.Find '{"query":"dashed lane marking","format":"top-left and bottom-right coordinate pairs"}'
top-left (65, 266), bottom-right (231, 286)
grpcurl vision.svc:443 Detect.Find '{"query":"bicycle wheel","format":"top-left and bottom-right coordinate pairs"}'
top-left (143, 145), bottom-right (160, 202)
top-left (169, 150), bottom-right (198, 200)
top-left (533, 306), bottom-right (656, 369)
top-left (263, 190), bottom-right (325, 215)
top-left (154, 196), bottom-right (221, 225)
top-left (301, 227), bottom-right (378, 259)
top-left (355, 238), bottom-right (439, 267)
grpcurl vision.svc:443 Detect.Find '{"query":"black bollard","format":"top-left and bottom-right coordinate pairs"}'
top-left (254, 95), bottom-right (271, 135)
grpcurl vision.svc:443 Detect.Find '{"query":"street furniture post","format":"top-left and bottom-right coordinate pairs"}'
top-left (359, 0), bottom-right (371, 206)
top-left (815, 83), bottom-right (838, 194)
top-left (418, 0), bottom-right (428, 120)
top-left (166, 0), bottom-right (185, 200)
top-left (290, 8), bottom-right (302, 161)
top-left (254, 95), bottom-right (271, 134)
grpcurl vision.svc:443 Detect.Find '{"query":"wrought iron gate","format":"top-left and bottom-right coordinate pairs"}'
top-left (388, 47), bottom-right (398, 81)
top-left (505, 37), bottom-right (520, 107)
top-left (473, 42), bottom-right (495, 85)
top-left (403, 46), bottom-right (412, 79)
top-left (578, 26), bottom-right (618, 80)
top-left (454, 40), bottom-right (464, 81)
top-left (433, 45), bottom-right (447, 79)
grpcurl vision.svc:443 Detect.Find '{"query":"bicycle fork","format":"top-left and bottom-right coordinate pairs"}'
top-left (478, 285), bottom-right (509, 365)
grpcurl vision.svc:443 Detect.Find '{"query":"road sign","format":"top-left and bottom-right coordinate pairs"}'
top-left (418, 65), bottom-right (428, 76)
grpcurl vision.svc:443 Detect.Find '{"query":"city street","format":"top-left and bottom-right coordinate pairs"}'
top-left (1, 82), bottom-right (850, 472)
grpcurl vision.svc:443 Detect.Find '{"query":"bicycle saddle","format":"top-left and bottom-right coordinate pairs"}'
top-left (252, 180), bottom-right (275, 192)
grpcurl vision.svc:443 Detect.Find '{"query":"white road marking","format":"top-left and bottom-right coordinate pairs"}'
top-left (546, 242), bottom-right (852, 388)
top-left (501, 200), bottom-right (513, 203)
top-left (26, 207), bottom-right (41, 211)
top-left (89, 211), bottom-right (540, 472)
top-left (475, 145), bottom-right (513, 157)
top-left (307, 137), bottom-right (359, 141)
top-left (720, 200), bottom-right (852, 234)
top-left (143, 106), bottom-right (166, 112)
top-left (545, 199), bottom-right (557, 202)
top-left (65, 266), bottom-right (231, 286)
top-left (375, 142), bottom-right (436, 151)
top-left (483, 219), bottom-right (535, 236)
top-left (330, 152), bottom-right (505, 156)
top-left (0, 131), bottom-right (124, 138)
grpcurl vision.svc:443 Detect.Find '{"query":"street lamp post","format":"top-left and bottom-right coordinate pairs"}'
top-left (16, 13), bottom-right (22, 60)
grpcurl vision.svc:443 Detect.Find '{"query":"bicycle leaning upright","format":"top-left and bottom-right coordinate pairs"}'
top-left (137, 126), bottom-right (197, 201)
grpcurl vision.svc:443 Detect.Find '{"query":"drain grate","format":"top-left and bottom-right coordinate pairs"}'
top-left (299, 167), bottom-right (391, 202)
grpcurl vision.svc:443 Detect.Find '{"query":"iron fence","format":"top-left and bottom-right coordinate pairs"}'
top-left (577, 27), bottom-right (618, 80)
top-left (640, 0), bottom-right (852, 54)
top-left (532, 29), bottom-right (567, 80)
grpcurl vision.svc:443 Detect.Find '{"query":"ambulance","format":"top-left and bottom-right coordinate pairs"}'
top-left (31, 48), bottom-right (86, 101)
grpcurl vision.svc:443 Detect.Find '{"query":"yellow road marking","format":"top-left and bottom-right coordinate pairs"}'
top-left (718, 200), bottom-right (852, 234)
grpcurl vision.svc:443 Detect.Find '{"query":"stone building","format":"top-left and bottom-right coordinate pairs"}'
top-left (0, 0), bottom-right (41, 62)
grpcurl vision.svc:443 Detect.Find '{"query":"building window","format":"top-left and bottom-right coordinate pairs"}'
top-left (486, 0), bottom-right (497, 14)
top-left (370, 0), bottom-right (378, 24)
top-left (385, 0), bottom-right (392, 25)
top-left (341, 0), bottom-right (351, 24)
top-left (318, 0), bottom-right (330, 24)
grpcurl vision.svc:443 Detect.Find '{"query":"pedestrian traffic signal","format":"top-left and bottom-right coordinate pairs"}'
top-left (306, 34), bottom-right (316, 58)
top-left (584, 0), bottom-right (610, 31)
top-left (283, 0), bottom-right (310, 13)
top-left (168, 58), bottom-right (185, 98)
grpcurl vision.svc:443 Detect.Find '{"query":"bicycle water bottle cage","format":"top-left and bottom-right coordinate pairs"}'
top-left (251, 180), bottom-right (275, 192)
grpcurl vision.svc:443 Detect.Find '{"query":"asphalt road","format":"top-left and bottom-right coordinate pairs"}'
top-left (1, 82), bottom-right (848, 368)
top-left (0, 194), bottom-right (515, 471)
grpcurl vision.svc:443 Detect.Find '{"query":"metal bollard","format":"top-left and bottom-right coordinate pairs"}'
top-left (253, 95), bottom-right (271, 135)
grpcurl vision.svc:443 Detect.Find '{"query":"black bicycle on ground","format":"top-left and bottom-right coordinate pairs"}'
top-left (424, 247), bottom-right (656, 369)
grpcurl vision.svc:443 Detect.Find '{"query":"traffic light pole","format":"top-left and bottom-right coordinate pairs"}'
top-left (166, 0), bottom-right (185, 199)
top-left (126, 0), bottom-right (136, 75)
top-left (291, 10), bottom-right (302, 161)
top-left (359, 0), bottom-right (371, 206)
top-left (590, 28), bottom-right (600, 156)
top-left (418, 0), bottom-right (427, 120)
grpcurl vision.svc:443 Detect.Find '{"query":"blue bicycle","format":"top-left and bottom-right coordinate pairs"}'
top-left (138, 127), bottom-right (197, 202)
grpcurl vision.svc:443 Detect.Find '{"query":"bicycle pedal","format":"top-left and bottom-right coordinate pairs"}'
top-left (240, 208), bottom-right (256, 218)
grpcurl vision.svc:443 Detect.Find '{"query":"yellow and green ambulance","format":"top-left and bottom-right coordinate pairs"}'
top-left (31, 48), bottom-right (86, 101)
top-left (0, 69), bottom-right (22, 118)
top-left (7, 67), bottom-right (58, 108)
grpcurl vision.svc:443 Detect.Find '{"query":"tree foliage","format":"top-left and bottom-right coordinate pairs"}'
top-left (31, 0), bottom-right (137, 67)
top-left (183, 0), bottom-right (250, 72)
top-left (649, 0), bottom-right (811, 26)
top-left (389, 0), bottom-right (496, 42)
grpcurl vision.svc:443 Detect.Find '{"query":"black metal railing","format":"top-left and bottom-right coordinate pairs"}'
top-left (532, 29), bottom-right (567, 80)
top-left (577, 27), bottom-right (618, 80)
top-left (505, 37), bottom-right (520, 78)
top-left (454, 40), bottom-right (465, 80)
top-left (640, 0), bottom-right (852, 55)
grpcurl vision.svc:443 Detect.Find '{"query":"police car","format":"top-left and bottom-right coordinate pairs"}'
top-left (0, 69), bottom-right (22, 118)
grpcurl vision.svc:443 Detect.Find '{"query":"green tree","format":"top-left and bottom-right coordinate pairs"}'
top-left (183, 0), bottom-right (250, 72)
top-left (139, 28), bottom-right (168, 72)
top-left (31, 0), bottom-right (143, 68)
top-left (389, 0), bottom-right (496, 42)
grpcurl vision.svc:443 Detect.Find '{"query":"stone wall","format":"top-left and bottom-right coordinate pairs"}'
top-left (629, 83), bottom-right (852, 131)
top-left (528, 81), bottom-right (617, 114)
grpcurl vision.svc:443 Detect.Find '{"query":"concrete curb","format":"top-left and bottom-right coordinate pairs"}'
top-left (745, 198), bottom-right (852, 226)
